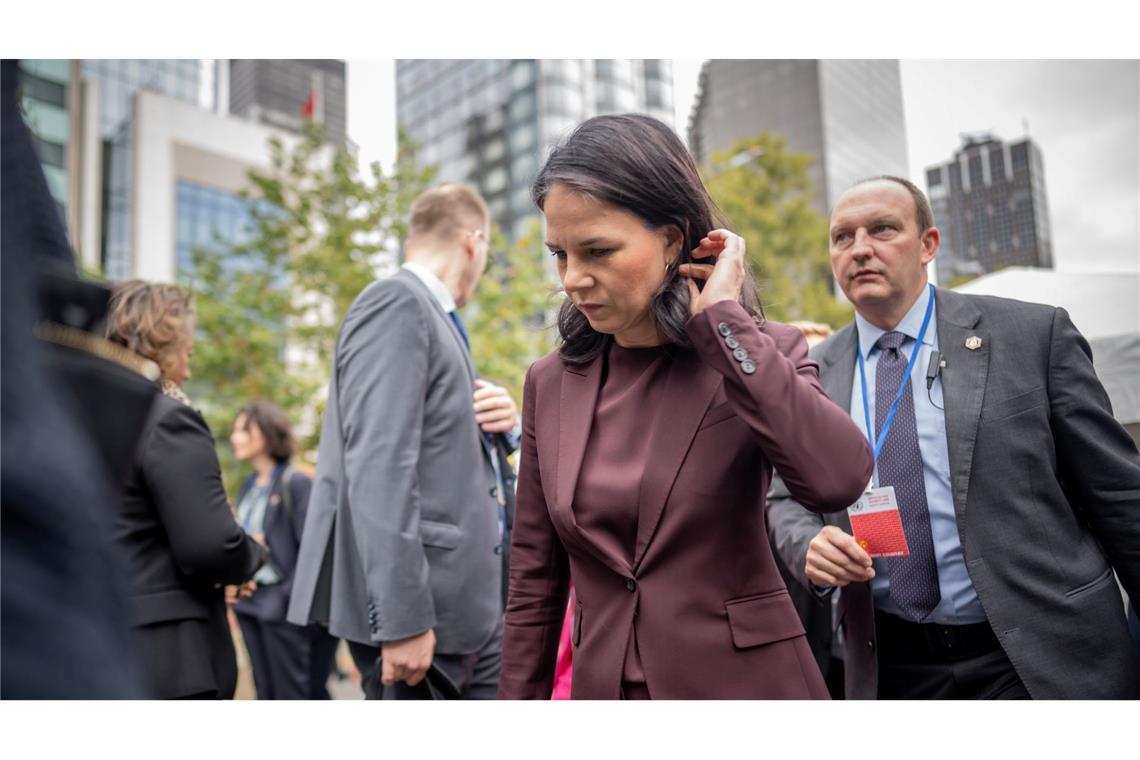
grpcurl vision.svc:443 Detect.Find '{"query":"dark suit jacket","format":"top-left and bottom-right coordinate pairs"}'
top-left (288, 270), bottom-right (503, 653)
top-left (234, 466), bottom-right (312, 622)
top-left (768, 287), bottom-right (1140, 699)
top-left (117, 394), bottom-right (265, 698)
top-left (498, 301), bottom-right (873, 699)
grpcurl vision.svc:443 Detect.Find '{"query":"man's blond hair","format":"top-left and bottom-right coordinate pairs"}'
top-left (407, 183), bottom-right (489, 245)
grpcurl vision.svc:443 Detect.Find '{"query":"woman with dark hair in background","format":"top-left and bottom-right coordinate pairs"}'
top-left (106, 280), bottom-right (265, 699)
top-left (498, 115), bottom-right (873, 699)
top-left (229, 400), bottom-right (338, 699)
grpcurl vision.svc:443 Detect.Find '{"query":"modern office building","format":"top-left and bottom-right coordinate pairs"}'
top-left (228, 59), bottom-right (347, 145)
top-left (688, 60), bottom-right (909, 216)
top-left (119, 89), bottom-right (307, 283)
top-left (27, 60), bottom-right (335, 280)
top-left (396, 59), bottom-right (674, 239)
top-left (15, 60), bottom-right (77, 229)
top-left (76, 60), bottom-right (218, 278)
top-left (925, 133), bottom-right (1054, 280)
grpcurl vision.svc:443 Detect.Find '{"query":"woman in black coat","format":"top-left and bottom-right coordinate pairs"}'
top-left (106, 281), bottom-right (265, 699)
top-left (229, 400), bottom-right (337, 699)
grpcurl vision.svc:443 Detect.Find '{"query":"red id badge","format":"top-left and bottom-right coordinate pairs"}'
top-left (847, 486), bottom-right (910, 558)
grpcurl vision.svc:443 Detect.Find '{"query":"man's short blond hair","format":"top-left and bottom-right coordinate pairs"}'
top-left (407, 183), bottom-right (489, 244)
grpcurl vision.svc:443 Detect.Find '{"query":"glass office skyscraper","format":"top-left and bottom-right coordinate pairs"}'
top-left (396, 59), bottom-right (674, 239)
top-left (688, 60), bottom-right (909, 216)
top-left (926, 134), bottom-right (1053, 280)
top-left (228, 59), bottom-right (347, 145)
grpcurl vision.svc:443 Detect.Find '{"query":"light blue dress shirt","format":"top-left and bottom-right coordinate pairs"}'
top-left (850, 285), bottom-right (986, 624)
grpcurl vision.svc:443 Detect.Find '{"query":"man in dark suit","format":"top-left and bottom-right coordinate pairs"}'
top-left (768, 176), bottom-right (1140, 699)
top-left (289, 183), bottom-right (518, 699)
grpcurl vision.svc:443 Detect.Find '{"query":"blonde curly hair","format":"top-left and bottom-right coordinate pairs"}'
top-left (105, 280), bottom-right (195, 383)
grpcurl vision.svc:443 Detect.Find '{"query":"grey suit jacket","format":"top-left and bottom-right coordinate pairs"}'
top-left (287, 269), bottom-right (502, 654)
top-left (768, 287), bottom-right (1140, 699)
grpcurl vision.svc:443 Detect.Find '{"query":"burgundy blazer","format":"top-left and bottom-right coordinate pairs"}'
top-left (499, 301), bottom-right (874, 699)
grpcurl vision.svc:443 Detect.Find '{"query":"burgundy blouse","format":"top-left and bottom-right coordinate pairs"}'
top-left (574, 342), bottom-right (672, 696)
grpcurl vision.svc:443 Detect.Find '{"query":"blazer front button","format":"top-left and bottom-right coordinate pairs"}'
top-left (625, 578), bottom-right (636, 592)
top-left (740, 360), bottom-right (756, 375)
top-left (717, 322), bottom-right (732, 337)
top-left (489, 486), bottom-right (499, 498)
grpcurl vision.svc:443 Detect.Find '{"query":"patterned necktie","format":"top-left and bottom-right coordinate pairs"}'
top-left (875, 331), bottom-right (941, 620)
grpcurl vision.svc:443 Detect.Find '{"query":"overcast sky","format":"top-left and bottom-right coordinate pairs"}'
top-left (346, 59), bottom-right (1139, 274)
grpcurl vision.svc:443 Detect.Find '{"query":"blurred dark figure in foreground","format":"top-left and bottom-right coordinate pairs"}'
top-left (106, 281), bottom-right (266, 699)
top-left (1, 59), bottom-right (156, 698)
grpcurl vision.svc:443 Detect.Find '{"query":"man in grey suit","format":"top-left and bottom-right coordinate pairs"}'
top-left (768, 176), bottom-right (1140, 699)
top-left (288, 183), bottom-right (518, 699)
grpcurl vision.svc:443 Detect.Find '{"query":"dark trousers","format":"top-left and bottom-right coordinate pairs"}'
top-left (309, 628), bottom-right (340, 700)
top-left (875, 611), bottom-right (1030, 700)
top-left (236, 613), bottom-right (314, 700)
top-left (348, 621), bottom-right (502, 700)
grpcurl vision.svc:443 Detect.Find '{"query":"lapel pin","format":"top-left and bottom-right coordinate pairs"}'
top-left (965, 336), bottom-right (982, 351)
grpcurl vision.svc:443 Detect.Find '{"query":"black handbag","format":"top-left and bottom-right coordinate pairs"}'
top-left (362, 656), bottom-right (462, 700)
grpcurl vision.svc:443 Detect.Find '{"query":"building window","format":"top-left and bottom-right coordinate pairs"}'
top-left (19, 71), bottom-right (67, 108)
top-left (926, 167), bottom-right (942, 187)
top-left (33, 137), bottom-right (66, 168)
top-left (483, 139), bottom-right (506, 163)
top-left (509, 91), bottom-right (535, 123)
top-left (483, 166), bottom-right (508, 195)
top-left (968, 155), bottom-right (984, 188)
top-left (989, 150), bottom-right (1006, 184)
top-left (175, 180), bottom-right (260, 278)
top-left (1011, 143), bottom-right (1029, 172)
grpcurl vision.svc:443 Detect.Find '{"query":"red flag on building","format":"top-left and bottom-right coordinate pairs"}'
top-left (302, 71), bottom-right (322, 121)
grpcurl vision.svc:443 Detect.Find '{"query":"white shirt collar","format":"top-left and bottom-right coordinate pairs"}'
top-left (402, 261), bottom-right (457, 313)
top-left (855, 284), bottom-right (936, 360)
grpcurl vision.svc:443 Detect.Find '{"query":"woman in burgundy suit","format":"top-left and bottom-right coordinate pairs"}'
top-left (498, 114), bottom-right (873, 700)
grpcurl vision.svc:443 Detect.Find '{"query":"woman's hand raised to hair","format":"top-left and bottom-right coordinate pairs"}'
top-left (676, 230), bottom-right (746, 317)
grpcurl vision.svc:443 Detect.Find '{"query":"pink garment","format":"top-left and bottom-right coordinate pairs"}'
top-left (550, 584), bottom-right (576, 700)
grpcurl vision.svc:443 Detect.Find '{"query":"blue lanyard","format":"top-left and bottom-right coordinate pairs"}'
top-left (857, 284), bottom-right (935, 465)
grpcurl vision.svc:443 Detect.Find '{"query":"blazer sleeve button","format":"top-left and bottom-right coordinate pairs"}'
top-left (725, 336), bottom-right (740, 349)
top-left (717, 322), bottom-right (732, 337)
top-left (733, 347), bottom-right (749, 362)
top-left (741, 360), bottom-right (756, 375)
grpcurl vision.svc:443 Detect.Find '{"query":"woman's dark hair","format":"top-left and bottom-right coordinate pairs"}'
top-left (236, 399), bottom-right (296, 464)
top-left (532, 113), bottom-right (764, 366)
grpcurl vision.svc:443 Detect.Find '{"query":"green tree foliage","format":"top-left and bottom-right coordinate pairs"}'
top-left (186, 122), bottom-right (435, 491)
top-left (463, 217), bottom-right (560, 406)
top-left (702, 133), bottom-right (851, 328)
top-left (187, 122), bottom-right (554, 493)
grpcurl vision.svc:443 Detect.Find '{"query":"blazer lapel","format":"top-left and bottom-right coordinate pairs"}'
top-left (397, 270), bottom-right (491, 463)
top-left (553, 358), bottom-right (630, 577)
top-left (934, 288), bottom-right (988, 526)
top-left (398, 269), bottom-right (478, 382)
top-left (818, 323), bottom-right (857, 412)
top-left (632, 354), bottom-right (721, 570)
top-left (818, 324), bottom-right (859, 534)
